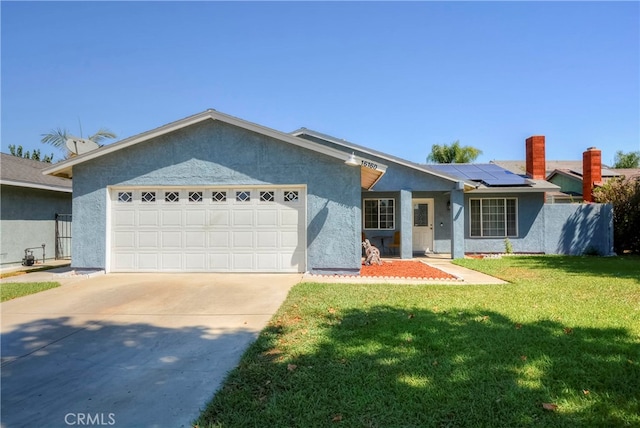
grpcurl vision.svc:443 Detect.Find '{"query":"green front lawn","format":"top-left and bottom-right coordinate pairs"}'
top-left (195, 256), bottom-right (640, 427)
top-left (0, 282), bottom-right (61, 302)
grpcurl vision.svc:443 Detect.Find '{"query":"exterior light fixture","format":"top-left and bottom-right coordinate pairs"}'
top-left (345, 152), bottom-right (359, 166)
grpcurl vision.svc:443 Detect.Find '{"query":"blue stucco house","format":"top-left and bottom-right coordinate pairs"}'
top-left (44, 109), bottom-right (612, 274)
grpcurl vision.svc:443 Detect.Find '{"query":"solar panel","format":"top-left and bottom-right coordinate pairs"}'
top-left (429, 164), bottom-right (529, 186)
top-left (477, 163), bottom-right (505, 172)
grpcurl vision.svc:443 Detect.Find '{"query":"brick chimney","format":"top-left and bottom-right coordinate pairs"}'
top-left (525, 136), bottom-right (546, 179)
top-left (582, 147), bottom-right (602, 202)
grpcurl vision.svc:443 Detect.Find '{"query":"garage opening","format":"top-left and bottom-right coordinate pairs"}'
top-left (109, 186), bottom-right (306, 272)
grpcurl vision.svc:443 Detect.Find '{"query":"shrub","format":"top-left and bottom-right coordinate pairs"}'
top-left (504, 237), bottom-right (513, 254)
top-left (594, 177), bottom-right (640, 253)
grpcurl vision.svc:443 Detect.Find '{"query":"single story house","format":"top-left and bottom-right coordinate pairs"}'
top-left (44, 109), bottom-right (612, 274)
top-left (1, 153), bottom-right (72, 266)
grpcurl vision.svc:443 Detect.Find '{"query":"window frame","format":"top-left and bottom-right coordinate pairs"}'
top-left (469, 197), bottom-right (518, 238)
top-left (363, 198), bottom-right (395, 230)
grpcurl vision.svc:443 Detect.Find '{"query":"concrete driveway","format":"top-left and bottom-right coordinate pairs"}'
top-left (1, 272), bottom-right (300, 427)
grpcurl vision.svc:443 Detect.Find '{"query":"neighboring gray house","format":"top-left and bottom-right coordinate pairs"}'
top-left (43, 109), bottom-right (613, 274)
top-left (545, 167), bottom-right (640, 203)
top-left (1, 153), bottom-right (72, 266)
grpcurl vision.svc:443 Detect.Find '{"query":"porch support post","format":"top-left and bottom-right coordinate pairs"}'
top-left (451, 182), bottom-right (465, 259)
top-left (399, 189), bottom-right (413, 259)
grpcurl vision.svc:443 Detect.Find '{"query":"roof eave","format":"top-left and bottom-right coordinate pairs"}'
top-left (0, 179), bottom-right (73, 193)
top-left (466, 183), bottom-right (561, 194)
top-left (547, 169), bottom-right (582, 181)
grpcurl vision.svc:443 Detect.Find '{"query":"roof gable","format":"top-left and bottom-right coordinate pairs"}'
top-left (43, 110), bottom-right (378, 183)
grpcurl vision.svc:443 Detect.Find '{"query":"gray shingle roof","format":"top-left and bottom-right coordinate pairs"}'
top-left (490, 160), bottom-right (594, 176)
top-left (1, 153), bottom-right (72, 191)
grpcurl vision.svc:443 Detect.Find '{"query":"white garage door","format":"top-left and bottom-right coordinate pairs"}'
top-left (109, 187), bottom-right (306, 272)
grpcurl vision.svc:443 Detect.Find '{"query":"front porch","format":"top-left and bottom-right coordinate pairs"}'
top-left (361, 186), bottom-right (465, 260)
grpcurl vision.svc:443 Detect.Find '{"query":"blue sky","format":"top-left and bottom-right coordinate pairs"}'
top-left (2, 1), bottom-right (638, 165)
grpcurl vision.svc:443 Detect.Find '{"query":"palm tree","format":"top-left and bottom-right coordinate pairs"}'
top-left (41, 127), bottom-right (117, 157)
top-left (427, 140), bottom-right (482, 163)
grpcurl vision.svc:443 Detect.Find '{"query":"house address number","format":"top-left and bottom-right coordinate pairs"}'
top-left (361, 160), bottom-right (378, 170)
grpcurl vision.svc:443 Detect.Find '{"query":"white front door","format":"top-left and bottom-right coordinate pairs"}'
top-left (412, 199), bottom-right (434, 254)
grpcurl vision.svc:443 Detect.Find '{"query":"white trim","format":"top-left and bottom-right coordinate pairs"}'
top-left (0, 179), bottom-right (72, 193)
top-left (302, 184), bottom-right (308, 272)
top-left (105, 187), bottom-right (112, 273)
top-left (466, 184), bottom-right (559, 194)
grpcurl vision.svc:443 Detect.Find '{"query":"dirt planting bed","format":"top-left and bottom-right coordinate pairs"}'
top-left (360, 260), bottom-right (457, 280)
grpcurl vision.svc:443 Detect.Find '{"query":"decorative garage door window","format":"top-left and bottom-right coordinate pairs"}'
top-left (118, 191), bottom-right (132, 203)
top-left (142, 191), bottom-right (156, 203)
top-left (236, 191), bottom-right (251, 202)
top-left (189, 191), bottom-right (203, 202)
top-left (260, 191), bottom-right (275, 202)
top-left (165, 191), bottom-right (180, 202)
top-left (284, 190), bottom-right (299, 202)
top-left (110, 187), bottom-right (306, 273)
top-left (212, 191), bottom-right (227, 202)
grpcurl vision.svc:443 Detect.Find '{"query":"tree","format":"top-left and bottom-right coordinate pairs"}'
top-left (612, 150), bottom-right (640, 169)
top-left (8, 144), bottom-right (54, 163)
top-left (426, 140), bottom-right (483, 163)
top-left (41, 127), bottom-right (117, 156)
top-left (594, 177), bottom-right (640, 254)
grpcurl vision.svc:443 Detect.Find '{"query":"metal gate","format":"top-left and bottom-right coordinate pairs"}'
top-left (55, 213), bottom-right (72, 260)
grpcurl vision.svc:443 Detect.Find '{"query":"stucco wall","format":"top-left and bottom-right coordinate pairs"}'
top-left (71, 120), bottom-right (361, 273)
top-left (464, 192), bottom-right (546, 254)
top-left (463, 192), bottom-right (613, 255)
top-left (0, 185), bottom-right (72, 265)
top-left (543, 203), bottom-right (614, 255)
